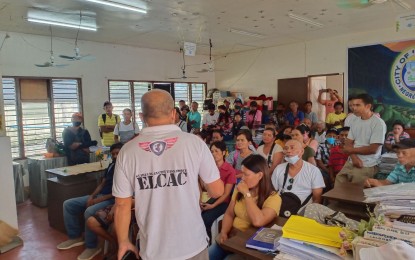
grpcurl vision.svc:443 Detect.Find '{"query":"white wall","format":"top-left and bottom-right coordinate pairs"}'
top-left (0, 137), bottom-right (18, 228)
top-left (215, 27), bottom-right (415, 99)
top-left (0, 31), bottom-right (215, 142)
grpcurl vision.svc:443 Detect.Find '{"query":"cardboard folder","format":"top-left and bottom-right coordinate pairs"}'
top-left (282, 215), bottom-right (343, 248)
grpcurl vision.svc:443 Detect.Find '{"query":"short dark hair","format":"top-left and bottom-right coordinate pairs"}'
top-left (334, 102), bottom-right (344, 108)
top-left (212, 129), bottom-right (223, 137)
top-left (296, 124), bottom-right (312, 138)
top-left (181, 105), bottom-right (190, 112)
top-left (250, 101), bottom-right (258, 107)
top-left (110, 142), bottom-right (123, 152)
top-left (339, 126), bottom-right (350, 133)
top-left (304, 101), bottom-right (312, 106)
top-left (218, 105), bottom-right (227, 111)
top-left (210, 141), bottom-right (227, 154)
top-left (103, 101), bottom-right (112, 107)
top-left (234, 112), bottom-right (241, 117)
top-left (208, 103), bottom-right (216, 110)
top-left (392, 120), bottom-right (405, 130)
top-left (179, 100), bottom-right (185, 103)
top-left (237, 129), bottom-right (253, 143)
top-left (326, 128), bottom-right (338, 135)
top-left (355, 93), bottom-right (374, 107)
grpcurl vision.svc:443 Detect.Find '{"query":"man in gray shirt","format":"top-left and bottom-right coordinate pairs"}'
top-left (335, 94), bottom-right (386, 185)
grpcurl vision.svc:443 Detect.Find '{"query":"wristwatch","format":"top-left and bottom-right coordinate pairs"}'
top-left (244, 192), bottom-right (252, 198)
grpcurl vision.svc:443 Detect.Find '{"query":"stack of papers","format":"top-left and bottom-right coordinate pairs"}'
top-left (378, 153), bottom-right (398, 177)
top-left (276, 216), bottom-right (347, 259)
top-left (364, 183), bottom-right (415, 232)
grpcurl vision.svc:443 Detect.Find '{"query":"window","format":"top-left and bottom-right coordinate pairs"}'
top-left (108, 81), bottom-right (131, 121)
top-left (108, 81), bottom-right (206, 129)
top-left (1, 77), bottom-right (82, 158)
top-left (2, 78), bottom-right (20, 158)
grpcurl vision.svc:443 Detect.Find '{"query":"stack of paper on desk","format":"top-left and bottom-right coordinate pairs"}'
top-left (378, 153), bottom-right (398, 174)
top-left (277, 238), bottom-right (348, 260)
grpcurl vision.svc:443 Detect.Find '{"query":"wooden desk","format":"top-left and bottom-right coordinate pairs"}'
top-left (323, 182), bottom-right (374, 220)
top-left (46, 162), bottom-right (106, 233)
top-left (221, 218), bottom-right (287, 260)
top-left (323, 182), bottom-right (367, 205)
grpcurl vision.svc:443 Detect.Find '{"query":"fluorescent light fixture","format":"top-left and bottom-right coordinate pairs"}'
top-left (288, 13), bottom-right (324, 28)
top-left (28, 18), bottom-right (97, 31)
top-left (85, 0), bottom-right (147, 13)
top-left (394, 0), bottom-right (412, 10)
top-left (228, 28), bottom-right (265, 38)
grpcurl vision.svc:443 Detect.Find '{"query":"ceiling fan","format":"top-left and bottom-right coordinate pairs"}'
top-left (337, 0), bottom-right (411, 9)
top-left (196, 39), bottom-right (224, 73)
top-left (168, 48), bottom-right (198, 80)
top-left (59, 12), bottom-right (95, 61)
top-left (35, 27), bottom-right (69, 68)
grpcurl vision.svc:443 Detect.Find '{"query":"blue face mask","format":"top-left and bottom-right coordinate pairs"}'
top-left (326, 137), bottom-right (336, 145)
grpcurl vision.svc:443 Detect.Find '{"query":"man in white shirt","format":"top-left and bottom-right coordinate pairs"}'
top-left (112, 90), bottom-right (224, 260)
top-left (336, 94), bottom-right (386, 185)
top-left (202, 103), bottom-right (219, 128)
top-left (272, 139), bottom-right (325, 216)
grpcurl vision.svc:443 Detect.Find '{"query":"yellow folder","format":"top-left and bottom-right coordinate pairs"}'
top-left (282, 215), bottom-right (343, 248)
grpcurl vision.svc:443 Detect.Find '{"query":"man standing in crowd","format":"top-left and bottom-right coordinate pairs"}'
top-left (187, 101), bottom-right (201, 132)
top-left (303, 101), bottom-right (318, 128)
top-left (113, 89), bottom-right (224, 260)
top-left (344, 96), bottom-right (357, 128)
top-left (336, 94), bottom-right (386, 184)
top-left (98, 101), bottom-right (120, 147)
top-left (178, 99), bottom-right (186, 110)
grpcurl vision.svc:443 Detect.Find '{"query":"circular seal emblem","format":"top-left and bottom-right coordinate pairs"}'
top-left (390, 47), bottom-right (415, 103)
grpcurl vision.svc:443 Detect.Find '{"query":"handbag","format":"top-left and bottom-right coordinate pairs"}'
top-left (279, 164), bottom-right (312, 218)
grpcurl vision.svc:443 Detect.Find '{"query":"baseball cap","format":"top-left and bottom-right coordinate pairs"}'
top-left (392, 138), bottom-right (415, 149)
top-left (72, 112), bottom-right (83, 119)
top-left (234, 98), bottom-right (242, 104)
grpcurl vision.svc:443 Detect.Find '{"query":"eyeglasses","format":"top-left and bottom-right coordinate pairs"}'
top-left (287, 178), bottom-right (294, 190)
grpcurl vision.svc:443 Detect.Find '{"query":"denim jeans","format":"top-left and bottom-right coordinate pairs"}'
top-left (208, 242), bottom-right (232, 260)
top-left (63, 194), bottom-right (114, 248)
top-left (201, 202), bottom-right (228, 241)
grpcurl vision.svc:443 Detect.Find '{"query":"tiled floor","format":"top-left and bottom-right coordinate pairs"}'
top-left (0, 200), bottom-right (104, 260)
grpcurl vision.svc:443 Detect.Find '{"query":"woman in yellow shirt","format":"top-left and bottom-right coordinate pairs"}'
top-left (208, 154), bottom-right (281, 259)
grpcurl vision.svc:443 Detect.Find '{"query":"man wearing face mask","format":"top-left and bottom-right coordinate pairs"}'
top-left (62, 113), bottom-right (97, 166)
top-left (272, 139), bottom-right (325, 215)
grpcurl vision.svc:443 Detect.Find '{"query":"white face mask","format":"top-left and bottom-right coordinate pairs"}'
top-left (285, 155), bottom-right (300, 165)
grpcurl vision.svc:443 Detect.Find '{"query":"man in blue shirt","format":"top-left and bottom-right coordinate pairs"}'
top-left (365, 138), bottom-right (415, 187)
top-left (57, 142), bottom-right (123, 260)
top-left (187, 101), bottom-right (201, 132)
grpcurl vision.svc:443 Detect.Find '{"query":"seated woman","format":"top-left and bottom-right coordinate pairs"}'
top-left (257, 127), bottom-right (283, 173)
top-left (296, 124), bottom-right (318, 153)
top-left (208, 155), bottom-right (281, 260)
top-left (226, 130), bottom-right (256, 181)
top-left (201, 141), bottom-right (236, 242)
top-left (384, 120), bottom-right (410, 152)
top-left (290, 127), bottom-right (317, 166)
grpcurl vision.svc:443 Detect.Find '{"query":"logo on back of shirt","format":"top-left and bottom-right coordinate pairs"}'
top-left (139, 137), bottom-right (178, 156)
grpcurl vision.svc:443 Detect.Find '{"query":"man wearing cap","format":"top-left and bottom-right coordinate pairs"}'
top-left (62, 113), bottom-right (95, 166)
top-left (98, 101), bottom-right (120, 147)
top-left (365, 138), bottom-right (415, 187)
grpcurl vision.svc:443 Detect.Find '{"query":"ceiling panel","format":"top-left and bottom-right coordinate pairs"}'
top-left (0, 0), bottom-right (413, 55)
